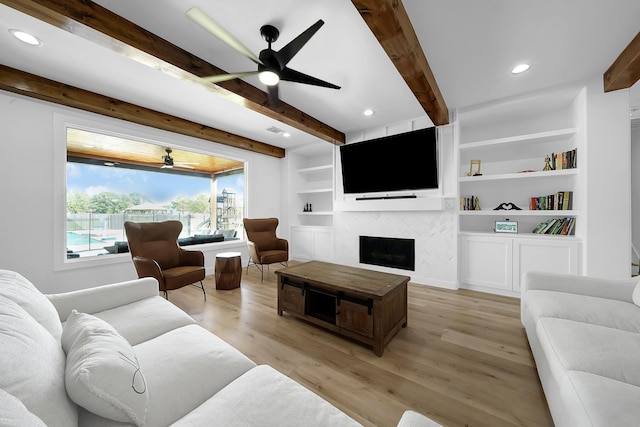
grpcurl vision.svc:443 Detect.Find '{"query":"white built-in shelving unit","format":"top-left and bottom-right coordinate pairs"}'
top-left (288, 144), bottom-right (335, 262)
top-left (456, 86), bottom-right (587, 295)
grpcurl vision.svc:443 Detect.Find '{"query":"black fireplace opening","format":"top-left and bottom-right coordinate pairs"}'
top-left (359, 236), bottom-right (415, 271)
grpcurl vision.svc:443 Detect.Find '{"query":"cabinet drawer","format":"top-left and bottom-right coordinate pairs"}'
top-left (337, 298), bottom-right (373, 337)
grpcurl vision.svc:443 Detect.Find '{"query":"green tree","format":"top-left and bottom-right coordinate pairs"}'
top-left (90, 192), bottom-right (129, 214)
top-left (171, 194), bottom-right (210, 213)
top-left (67, 191), bottom-right (91, 213)
top-left (127, 192), bottom-right (150, 207)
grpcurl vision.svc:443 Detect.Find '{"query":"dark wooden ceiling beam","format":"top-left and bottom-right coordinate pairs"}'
top-left (1, 0), bottom-right (345, 145)
top-left (0, 64), bottom-right (285, 158)
top-left (604, 32), bottom-right (640, 93)
top-left (351, 0), bottom-right (449, 126)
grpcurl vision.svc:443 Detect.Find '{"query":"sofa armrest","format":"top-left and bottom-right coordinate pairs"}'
top-left (522, 271), bottom-right (638, 303)
top-left (46, 277), bottom-right (159, 322)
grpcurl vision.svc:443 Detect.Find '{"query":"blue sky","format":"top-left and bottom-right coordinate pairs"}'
top-left (67, 162), bottom-right (244, 203)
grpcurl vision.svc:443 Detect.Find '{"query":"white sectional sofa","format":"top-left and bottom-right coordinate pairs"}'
top-left (521, 271), bottom-right (640, 427)
top-left (0, 269), bottom-right (439, 427)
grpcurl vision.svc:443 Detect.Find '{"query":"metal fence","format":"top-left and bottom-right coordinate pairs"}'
top-left (66, 212), bottom-right (215, 254)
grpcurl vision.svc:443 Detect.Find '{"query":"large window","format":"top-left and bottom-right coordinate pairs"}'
top-left (65, 127), bottom-right (244, 258)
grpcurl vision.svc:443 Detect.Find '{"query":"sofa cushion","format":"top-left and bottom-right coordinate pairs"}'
top-left (537, 317), bottom-right (640, 386)
top-left (91, 295), bottom-right (196, 346)
top-left (397, 410), bottom-right (443, 427)
top-left (0, 388), bottom-right (47, 426)
top-left (0, 296), bottom-right (78, 427)
top-left (170, 365), bottom-right (362, 427)
top-left (566, 371), bottom-right (640, 427)
top-left (62, 310), bottom-right (149, 427)
top-left (80, 324), bottom-right (256, 427)
top-left (0, 269), bottom-right (62, 340)
top-left (524, 289), bottom-right (640, 333)
top-left (633, 282), bottom-right (640, 307)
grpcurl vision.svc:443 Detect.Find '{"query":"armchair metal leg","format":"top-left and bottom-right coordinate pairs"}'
top-left (247, 259), bottom-right (265, 281)
top-left (192, 281), bottom-right (206, 301)
top-left (163, 290), bottom-right (168, 299)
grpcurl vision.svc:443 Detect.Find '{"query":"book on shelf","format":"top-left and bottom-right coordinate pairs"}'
top-left (530, 191), bottom-right (573, 211)
top-left (549, 148), bottom-right (577, 170)
top-left (532, 217), bottom-right (575, 235)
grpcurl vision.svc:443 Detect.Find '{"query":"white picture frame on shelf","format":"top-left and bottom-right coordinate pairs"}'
top-left (495, 220), bottom-right (518, 234)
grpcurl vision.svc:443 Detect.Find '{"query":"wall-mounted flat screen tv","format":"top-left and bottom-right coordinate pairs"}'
top-left (339, 127), bottom-right (438, 195)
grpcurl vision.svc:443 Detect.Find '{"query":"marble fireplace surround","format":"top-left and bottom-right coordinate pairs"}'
top-left (333, 209), bottom-right (457, 289)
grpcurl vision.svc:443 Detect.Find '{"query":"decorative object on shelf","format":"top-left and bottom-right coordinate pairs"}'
top-left (467, 159), bottom-right (482, 176)
top-left (461, 196), bottom-right (480, 210)
top-left (543, 155), bottom-right (552, 171)
top-left (532, 217), bottom-right (576, 235)
top-left (495, 220), bottom-right (518, 234)
top-left (493, 202), bottom-right (522, 211)
top-left (303, 203), bottom-right (313, 212)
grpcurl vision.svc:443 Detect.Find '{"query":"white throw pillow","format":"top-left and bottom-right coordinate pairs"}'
top-left (0, 388), bottom-right (47, 427)
top-left (0, 296), bottom-right (78, 427)
top-left (633, 281), bottom-right (640, 307)
top-left (0, 269), bottom-right (62, 340)
top-left (61, 310), bottom-right (149, 426)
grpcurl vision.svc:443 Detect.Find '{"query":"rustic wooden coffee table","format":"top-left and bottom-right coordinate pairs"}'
top-left (276, 261), bottom-right (409, 356)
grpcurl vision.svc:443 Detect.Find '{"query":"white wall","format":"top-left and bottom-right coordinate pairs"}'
top-left (584, 78), bottom-right (632, 278)
top-left (0, 90), bottom-right (283, 293)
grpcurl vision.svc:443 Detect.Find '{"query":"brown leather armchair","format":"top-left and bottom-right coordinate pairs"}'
top-left (243, 217), bottom-right (288, 281)
top-left (124, 220), bottom-right (206, 299)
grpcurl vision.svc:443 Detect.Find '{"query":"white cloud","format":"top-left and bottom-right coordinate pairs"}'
top-left (85, 185), bottom-right (111, 196)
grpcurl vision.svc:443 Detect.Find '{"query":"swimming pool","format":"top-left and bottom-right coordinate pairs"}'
top-left (66, 232), bottom-right (104, 246)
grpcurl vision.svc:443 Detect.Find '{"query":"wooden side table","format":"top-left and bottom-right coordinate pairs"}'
top-left (215, 252), bottom-right (242, 290)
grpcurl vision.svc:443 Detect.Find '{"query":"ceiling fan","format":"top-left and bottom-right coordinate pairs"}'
top-left (186, 7), bottom-right (340, 106)
top-left (159, 148), bottom-right (197, 169)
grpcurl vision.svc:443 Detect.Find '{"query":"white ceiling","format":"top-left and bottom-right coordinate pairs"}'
top-left (1, 0), bottom-right (639, 153)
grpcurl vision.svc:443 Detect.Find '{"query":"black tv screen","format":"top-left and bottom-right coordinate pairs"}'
top-left (339, 127), bottom-right (438, 194)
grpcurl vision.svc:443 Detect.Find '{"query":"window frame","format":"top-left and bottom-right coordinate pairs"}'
top-left (53, 112), bottom-right (247, 271)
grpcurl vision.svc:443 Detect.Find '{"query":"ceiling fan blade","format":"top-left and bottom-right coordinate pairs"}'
top-left (280, 67), bottom-right (340, 89)
top-left (186, 7), bottom-right (262, 65)
top-left (275, 20), bottom-right (324, 67)
top-left (267, 85), bottom-right (280, 107)
top-left (202, 71), bottom-right (259, 84)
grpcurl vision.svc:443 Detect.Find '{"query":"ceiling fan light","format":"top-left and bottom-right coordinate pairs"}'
top-left (259, 70), bottom-right (280, 86)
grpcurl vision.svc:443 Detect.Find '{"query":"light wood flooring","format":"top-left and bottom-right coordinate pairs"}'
top-left (169, 261), bottom-right (553, 427)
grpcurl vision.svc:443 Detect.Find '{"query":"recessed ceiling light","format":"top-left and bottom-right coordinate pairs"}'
top-left (9, 29), bottom-right (41, 46)
top-left (282, 132), bottom-right (291, 138)
top-left (511, 63), bottom-right (530, 74)
top-left (363, 109), bottom-right (375, 116)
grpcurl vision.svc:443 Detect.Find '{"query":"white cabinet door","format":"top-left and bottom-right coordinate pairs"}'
top-left (513, 238), bottom-right (579, 291)
top-left (460, 235), bottom-right (513, 290)
top-left (291, 226), bottom-right (334, 262)
top-left (291, 227), bottom-right (313, 260)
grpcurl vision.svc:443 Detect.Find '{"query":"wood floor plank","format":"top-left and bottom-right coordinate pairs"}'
top-left (169, 261), bottom-right (553, 427)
